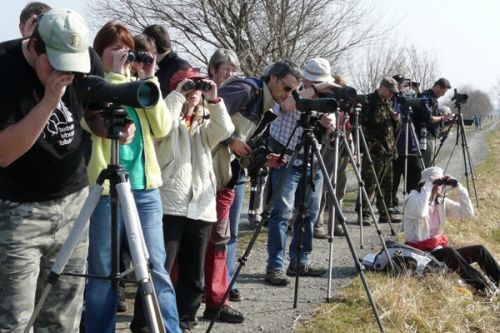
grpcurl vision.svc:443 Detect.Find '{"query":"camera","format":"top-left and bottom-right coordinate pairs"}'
top-left (295, 97), bottom-right (337, 113)
top-left (432, 177), bottom-right (458, 187)
top-left (318, 86), bottom-right (357, 110)
top-left (127, 51), bottom-right (154, 64)
top-left (182, 79), bottom-right (212, 92)
top-left (242, 110), bottom-right (277, 177)
top-left (329, 86), bottom-right (357, 101)
top-left (451, 89), bottom-right (468, 104)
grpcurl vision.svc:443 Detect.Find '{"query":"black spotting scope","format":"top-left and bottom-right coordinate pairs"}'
top-left (74, 75), bottom-right (160, 109)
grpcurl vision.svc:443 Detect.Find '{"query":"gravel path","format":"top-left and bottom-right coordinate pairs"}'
top-left (116, 119), bottom-right (496, 333)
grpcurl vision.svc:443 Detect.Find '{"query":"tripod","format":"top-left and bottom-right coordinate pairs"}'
top-left (431, 102), bottom-right (480, 207)
top-left (351, 104), bottom-right (397, 249)
top-left (206, 108), bottom-right (391, 333)
top-left (391, 107), bottom-right (425, 203)
top-left (24, 105), bottom-right (165, 333)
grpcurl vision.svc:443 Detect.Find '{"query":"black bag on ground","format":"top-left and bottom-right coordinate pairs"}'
top-left (361, 240), bottom-right (446, 276)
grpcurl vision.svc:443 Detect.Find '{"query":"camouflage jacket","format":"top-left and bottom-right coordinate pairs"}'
top-left (359, 90), bottom-right (400, 156)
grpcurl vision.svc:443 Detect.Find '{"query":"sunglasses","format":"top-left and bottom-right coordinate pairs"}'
top-left (279, 78), bottom-right (294, 92)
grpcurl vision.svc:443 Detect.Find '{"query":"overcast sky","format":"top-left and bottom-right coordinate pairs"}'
top-left (2, 0), bottom-right (499, 106)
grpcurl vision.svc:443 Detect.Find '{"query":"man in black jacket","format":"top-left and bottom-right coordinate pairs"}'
top-left (419, 78), bottom-right (452, 166)
top-left (143, 24), bottom-right (191, 97)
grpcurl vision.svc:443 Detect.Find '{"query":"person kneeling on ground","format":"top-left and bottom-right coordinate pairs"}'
top-left (403, 166), bottom-right (499, 293)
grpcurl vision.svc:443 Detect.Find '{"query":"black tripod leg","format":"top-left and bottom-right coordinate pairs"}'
top-left (325, 113), bottom-right (343, 300)
top-left (458, 117), bottom-right (480, 207)
top-left (312, 139), bottom-right (387, 333)
top-left (292, 131), bottom-right (316, 309)
top-left (205, 150), bottom-right (301, 333)
top-left (431, 114), bottom-right (456, 167)
top-left (351, 106), bottom-right (366, 247)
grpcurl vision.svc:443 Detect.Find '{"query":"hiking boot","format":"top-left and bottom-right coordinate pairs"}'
top-left (286, 264), bottom-right (327, 277)
top-left (229, 288), bottom-right (242, 302)
top-left (333, 225), bottom-right (345, 237)
top-left (203, 305), bottom-right (244, 323)
top-left (265, 269), bottom-right (290, 286)
top-left (313, 228), bottom-right (328, 239)
top-left (358, 214), bottom-right (372, 226)
top-left (379, 214), bottom-right (401, 223)
top-left (116, 285), bottom-right (128, 313)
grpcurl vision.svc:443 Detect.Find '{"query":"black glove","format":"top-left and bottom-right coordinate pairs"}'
top-left (444, 175), bottom-right (458, 188)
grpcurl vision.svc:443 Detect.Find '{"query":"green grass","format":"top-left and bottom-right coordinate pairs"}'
top-left (296, 121), bottom-right (500, 333)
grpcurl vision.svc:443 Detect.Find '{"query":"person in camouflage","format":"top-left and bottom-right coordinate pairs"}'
top-left (358, 77), bottom-right (401, 224)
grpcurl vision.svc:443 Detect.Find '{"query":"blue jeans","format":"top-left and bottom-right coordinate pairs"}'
top-left (226, 173), bottom-right (245, 290)
top-left (85, 189), bottom-right (180, 333)
top-left (267, 164), bottom-right (323, 271)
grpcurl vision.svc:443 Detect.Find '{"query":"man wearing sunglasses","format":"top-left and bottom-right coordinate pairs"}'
top-left (212, 61), bottom-right (302, 303)
top-left (264, 58), bottom-right (339, 286)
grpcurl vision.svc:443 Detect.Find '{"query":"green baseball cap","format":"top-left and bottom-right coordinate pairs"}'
top-left (38, 8), bottom-right (90, 73)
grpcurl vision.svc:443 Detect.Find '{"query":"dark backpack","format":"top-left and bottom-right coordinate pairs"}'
top-left (362, 240), bottom-right (446, 276)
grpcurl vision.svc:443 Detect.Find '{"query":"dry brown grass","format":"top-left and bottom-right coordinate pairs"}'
top-left (296, 123), bottom-right (500, 333)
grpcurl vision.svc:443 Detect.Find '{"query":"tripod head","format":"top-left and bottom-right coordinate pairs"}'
top-left (101, 104), bottom-right (133, 141)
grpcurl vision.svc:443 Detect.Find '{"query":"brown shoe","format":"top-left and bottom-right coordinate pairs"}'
top-left (379, 214), bottom-right (401, 223)
top-left (333, 225), bottom-right (345, 236)
top-left (359, 214), bottom-right (372, 226)
top-left (313, 228), bottom-right (328, 239)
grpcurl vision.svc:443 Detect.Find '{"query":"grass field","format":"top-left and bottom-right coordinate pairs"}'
top-left (296, 124), bottom-right (500, 333)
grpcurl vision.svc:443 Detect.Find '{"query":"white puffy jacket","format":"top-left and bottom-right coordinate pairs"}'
top-left (155, 91), bottom-right (234, 222)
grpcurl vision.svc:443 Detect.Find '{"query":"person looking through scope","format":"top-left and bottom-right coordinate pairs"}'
top-left (391, 74), bottom-right (424, 211)
top-left (214, 61), bottom-right (302, 296)
top-left (82, 21), bottom-right (181, 333)
top-left (0, 8), bottom-right (132, 332)
top-left (314, 73), bottom-right (352, 239)
top-left (264, 58), bottom-right (338, 286)
top-left (357, 76), bottom-right (401, 225)
top-left (404, 167), bottom-right (499, 294)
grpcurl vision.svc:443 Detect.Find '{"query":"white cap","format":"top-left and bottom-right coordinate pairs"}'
top-left (303, 58), bottom-right (333, 83)
top-left (38, 8), bottom-right (90, 73)
top-left (421, 166), bottom-right (444, 183)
